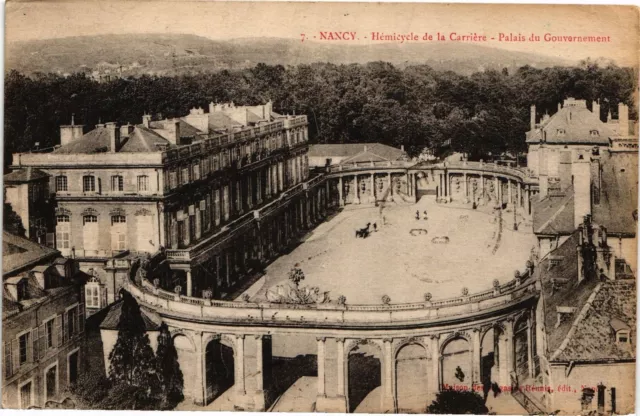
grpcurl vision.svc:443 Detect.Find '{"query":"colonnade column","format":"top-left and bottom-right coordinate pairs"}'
top-left (527, 318), bottom-right (535, 378)
top-left (525, 188), bottom-right (531, 215)
top-left (445, 171), bottom-right (450, 200)
top-left (382, 339), bottom-right (395, 412)
top-left (472, 328), bottom-right (482, 389)
top-left (338, 177), bottom-right (344, 206)
top-left (317, 337), bottom-right (326, 398)
top-left (494, 176), bottom-right (500, 206)
top-left (438, 173), bottom-right (443, 199)
top-left (517, 183), bottom-right (522, 209)
top-left (186, 271), bottom-right (193, 297)
top-left (430, 335), bottom-right (440, 399)
top-left (193, 331), bottom-right (205, 405)
top-left (336, 338), bottom-right (345, 400)
top-left (354, 175), bottom-right (360, 204)
top-left (370, 173), bottom-right (375, 203)
top-left (387, 173), bottom-right (393, 201)
top-left (463, 173), bottom-right (468, 202)
top-left (254, 335), bottom-right (266, 411)
top-left (480, 173), bottom-right (484, 198)
top-left (235, 335), bottom-right (246, 397)
top-left (508, 180), bottom-right (513, 206)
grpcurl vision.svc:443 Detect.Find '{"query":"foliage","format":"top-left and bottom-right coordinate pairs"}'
top-left (108, 290), bottom-right (161, 403)
top-left (427, 389), bottom-right (489, 414)
top-left (155, 323), bottom-right (184, 406)
top-left (69, 372), bottom-right (110, 409)
top-left (3, 60), bottom-right (636, 168)
top-left (288, 264), bottom-right (305, 287)
top-left (3, 202), bottom-right (26, 237)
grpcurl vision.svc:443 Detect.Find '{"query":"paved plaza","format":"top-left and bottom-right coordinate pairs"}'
top-left (253, 198), bottom-right (537, 304)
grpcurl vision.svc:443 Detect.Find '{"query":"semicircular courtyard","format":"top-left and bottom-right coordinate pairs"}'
top-left (251, 197), bottom-right (536, 305)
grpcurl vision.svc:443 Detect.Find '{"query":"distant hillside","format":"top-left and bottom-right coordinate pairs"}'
top-left (6, 33), bottom-right (576, 77)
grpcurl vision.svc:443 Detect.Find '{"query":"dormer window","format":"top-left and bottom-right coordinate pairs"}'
top-left (617, 330), bottom-right (630, 343)
top-left (17, 280), bottom-right (28, 301)
top-left (590, 130), bottom-right (599, 137)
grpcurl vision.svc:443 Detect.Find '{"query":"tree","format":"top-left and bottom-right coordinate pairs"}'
top-left (427, 389), bottom-right (489, 414)
top-left (108, 290), bottom-right (161, 404)
top-left (288, 263), bottom-right (306, 287)
top-left (3, 202), bottom-right (26, 237)
top-left (155, 322), bottom-right (184, 406)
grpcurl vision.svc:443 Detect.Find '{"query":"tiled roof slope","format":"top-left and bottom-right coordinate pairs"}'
top-left (592, 151), bottom-right (638, 236)
top-left (532, 187), bottom-right (575, 235)
top-left (3, 167), bottom-right (49, 183)
top-left (2, 231), bottom-right (59, 276)
top-left (99, 299), bottom-right (162, 331)
top-left (526, 103), bottom-right (613, 145)
top-left (538, 231), bottom-right (636, 362)
top-left (554, 280), bottom-right (636, 361)
top-left (150, 119), bottom-right (203, 138)
top-left (53, 125), bottom-right (171, 154)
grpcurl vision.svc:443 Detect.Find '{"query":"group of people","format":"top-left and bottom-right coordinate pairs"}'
top-left (355, 222), bottom-right (378, 238)
top-left (415, 209), bottom-right (428, 220)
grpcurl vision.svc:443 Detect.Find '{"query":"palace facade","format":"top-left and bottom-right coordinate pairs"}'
top-left (8, 102), bottom-right (326, 305)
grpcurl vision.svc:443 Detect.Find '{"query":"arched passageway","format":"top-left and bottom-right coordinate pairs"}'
top-left (441, 336), bottom-right (472, 391)
top-left (173, 334), bottom-right (197, 403)
top-left (395, 343), bottom-right (429, 413)
top-left (480, 326), bottom-right (504, 398)
top-left (204, 338), bottom-right (235, 404)
top-left (348, 342), bottom-right (382, 413)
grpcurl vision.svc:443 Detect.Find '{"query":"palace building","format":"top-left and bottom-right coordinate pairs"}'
top-left (8, 102), bottom-right (326, 305)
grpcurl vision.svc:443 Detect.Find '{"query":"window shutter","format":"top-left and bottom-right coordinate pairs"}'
top-left (11, 338), bottom-right (19, 374)
top-left (62, 313), bottom-right (68, 344)
top-left (55, 315), bottom-right (62, 348)
top-left (31, 329), bottom-right (38, 363)
top-left (38, 325), bottom-right (45, 359)
top-left (4, 341), bottom-right (12, 379)
top-left (78, 304), bottom-right (85, 333)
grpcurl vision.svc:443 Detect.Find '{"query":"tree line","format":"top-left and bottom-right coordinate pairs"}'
top-left (4, 59), bottom-right (636, 168)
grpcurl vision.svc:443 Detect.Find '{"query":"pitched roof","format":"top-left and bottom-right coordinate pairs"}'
top-left (206, 112), bottom-right (242, 131)
top-left (553, 280), bottom-right (636, 362)
top-left (532, 188), bottom-right (575, 235)
top-left (3, 167), bottom-right (49, 183)
top-left (591, 151), bottom-right (638, 235)
top-left (52, 125), bottom-right (171, 154)
top-left (149, 119), bottom-right (203, 138)
top-left (308, 143), bottom-right (405, 161)
top-left (526, 101), bottom-right (613, 145)
top-left (2, 232), bottom-right (59, 276)
top-left (99, 300), bottom-right (162, 331)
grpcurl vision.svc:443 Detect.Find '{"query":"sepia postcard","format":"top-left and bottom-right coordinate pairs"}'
top-left (2, 1), bottom-right (638, 414)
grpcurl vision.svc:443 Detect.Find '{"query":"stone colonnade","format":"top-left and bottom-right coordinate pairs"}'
top-left (332, 171), bottom-right (417, 206)
top-left (170, 310), bottom-right (537, 412)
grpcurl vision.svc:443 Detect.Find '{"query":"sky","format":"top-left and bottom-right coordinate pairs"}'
top-left (5, 1), bottom-right (639, 66)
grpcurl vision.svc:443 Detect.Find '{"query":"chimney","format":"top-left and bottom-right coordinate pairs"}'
top-left (538, 145), bottom-right (549, 197)
top-left (209, 102), bottom-right (215, 113)
top-left (142, 114), bottom-right (151, 128)
top-left (400, 145), bottom-right (405, 152)
top-left (106, 122), bottom-right (121, 152)
top-left (266, 100), bottom-right (273, 118)
top-left (572, 156), bottom-right (592, 228)
top-left (593, 100), bottom-right (601, 121)
top-left (557, 102), bottom-right (562, 113)
top-left (530, 105), bottom-right (536, 131)
top-left (60, 115), bottom-right (85, 146)
top-left (166, 119), bottom-right (181, 146)
top-left (120, 123), bottom-right (134, 139)
top-left (618, 102), bottom-right (629, 135)
top-left (558, 150), bottom-right (572, 190)
top-left (364, 145), bottom-right (368, 152)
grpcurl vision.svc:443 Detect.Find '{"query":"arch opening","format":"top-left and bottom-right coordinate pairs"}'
top-left (441, 337), bottom-right (472, 392)
top-left (348, 342), bottom-right (382, 413)
top-left (395, 343), bottom-right (429, 413)
top-left (204, 337), bottom-right (235, 405)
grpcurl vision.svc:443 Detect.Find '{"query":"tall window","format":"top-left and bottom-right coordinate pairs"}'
top-left (56, 215), bottom-right (70, 250)
top-left (82, 215), bottom-right (99, 252)
top-left (169, 171), bottom-right (178, 189)
top-left (68, 351), bottom-right (79, 385)
top-left (111, 175), bottom-right (124, 192)
top-left (20, 381), bottom-right (32, 408)
top-left (193, 162), bottom-right (201, 181)
top-left (46, 365), bottom-right (57, 400)
top-left (45, 319), bottom-right (54, 349)
top-left (19, 332), bottom-right (29, 364)
top-left (181, 167), bottom-right (190, 185)
top-left (55, 176), bottom-right (68, 192)
top-left (111, 215), bottom-right (127, 251)
top-left (66, 307), bottom-right (76, 339)
top-left (82, 176), bottom-right (95, 192)
top-left (85, 284), bottom-right (101, 309)
top-left (137, 175), bottom-right (149, 192)
top-left (83, 215), bottom-right (98, 225)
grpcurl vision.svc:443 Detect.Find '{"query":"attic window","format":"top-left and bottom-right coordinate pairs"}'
top-left (590, 130), bottom-right (599, 137)
top-left (17, 280), bottom-right (28, 301)
top-left (557, 129), bottom-right (566, 135)
top-left (616, 330), bottom-right (630, 343)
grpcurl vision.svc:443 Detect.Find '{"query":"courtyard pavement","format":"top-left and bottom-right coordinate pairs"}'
top-left (252, 198), bottom-right (537, 304)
